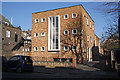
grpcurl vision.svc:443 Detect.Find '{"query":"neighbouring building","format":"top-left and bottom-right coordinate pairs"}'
top-left (13, 30), bottom-right (32, 56)
top-left (31, 5), bottom-right (100, 64)
top-left (1, 15), bottom-right (31, 59)
top-left (1, 15), bottom-right (22, 59)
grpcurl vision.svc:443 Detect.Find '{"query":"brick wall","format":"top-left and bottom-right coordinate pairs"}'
top-left (31, 5), bottom-right (98, 63)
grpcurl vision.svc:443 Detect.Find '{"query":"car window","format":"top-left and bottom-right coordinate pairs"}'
top-left (22, 56), bottom-right (32, 62)
top-left (9, 56), bottom-right (20, 61)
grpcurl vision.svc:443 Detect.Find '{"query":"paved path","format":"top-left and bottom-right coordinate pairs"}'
top-left (76, 64), bottom-right (101, 71)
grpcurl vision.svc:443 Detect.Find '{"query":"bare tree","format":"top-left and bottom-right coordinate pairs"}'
top-left (61, 14), bottom-right (87, 63)
top-left (101, 1), bottom-right (120, 48)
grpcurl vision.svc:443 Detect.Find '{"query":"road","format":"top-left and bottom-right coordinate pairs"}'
top-left (2, 67), bottom-right (120, 79)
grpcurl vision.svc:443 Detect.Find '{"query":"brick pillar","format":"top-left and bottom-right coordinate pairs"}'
top-left (73, 55), bottom-right (76, 68)
top-left (67, 58), bottom-right (69, 62)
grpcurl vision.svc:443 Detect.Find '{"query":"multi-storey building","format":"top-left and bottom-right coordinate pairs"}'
top-left (31, 5), bottom-right (100, 63)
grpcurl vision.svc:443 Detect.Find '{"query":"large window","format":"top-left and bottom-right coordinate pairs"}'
top-left (48, 16), bottom-right (60, 51)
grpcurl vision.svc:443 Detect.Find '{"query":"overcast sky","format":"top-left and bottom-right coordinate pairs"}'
top-left (2, 2), bottom-right (118, 39)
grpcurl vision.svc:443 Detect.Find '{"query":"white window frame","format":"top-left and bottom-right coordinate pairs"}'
top-left (72, 29), bottom-right (77, 34)
top-left (34, 47), bottom-right (38, 52)
top-left (48, 15), bottom-right (60, 51)
top-left (90, 36), bottom-right (92, 42)
top-left (90, 21), bottom-right (91, 28)
top-left (41, 18), bottom-right (46, 22)
top-left (5, 22), bottom-right (9, 26)
top-left (41, 46), bottom-right (45, 51)
top-left (64, 14), bottom-right (68, 19)
top-left (72, 13), bottom-right (77, 18)
top-left (87, 17), bottom-right (88, 26)
top-left (25, 49), bottom-right (27, 51)
top-left (64, 30), bottom-right (69, 35)
top-left (35, 19), bottom-right (39, 23)
top-left (22, 49), bottom-right (24, 51)
top-left (64, 46), bottom-right (69, 51)
top-left (28, 49), bottom-right (29, 51)
top-left (72, 46), bottom-right (77, 51)
top-left (81, 30), bottom-right (83, 34)
top-left (6, 30), bottom-right (10, 38)
top-left (92, 24), bottom-right (94, 30)
top-left (41, 32), bottom-right (45, 37)
top-left (87, 35), bottom-right (89, 41)
top-left (34, 33), bottom-right (39, 37)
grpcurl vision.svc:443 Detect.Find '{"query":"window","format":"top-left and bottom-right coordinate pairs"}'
top-left (72, 46), bottom-right (77, 51)
top-left (90, 21), bottom-right (91, 28)
top-left (64, 46), bottom-right (69, 51)
top-left (34, 47), bottom-right (38, 51)
top-left (41, 18), bottom-right (45, 22)
top-left (15, 34), bottom-right (18, 42)
top-left (92, 24), bottom-right (94, 30)
top-left (87, 35), bottom-right (89, 41)
top-left (6, 30), bottom-right (10, 38)
top-left (81, 30), bottom-right (83, 34)
top-left (2, 38), bottom-right (4, 40)
top-left (34, 33), bottom-right (38, 37)
top-left (72, 29), bottom-right (77, 34)
top-left (5, 22), bottom-right (9, 26)
top-left (90, 37), bottom-right (92, 42)
top-left (64, 30), bottom-right (68, 35)
top-left (48, 16), bottom-right (60, 51)
top-left (82, 40), bottom-right (84, 46)
top-left (72, 13), bottom-right (77, 18)
top-left (41, 46), bottom-right (45, 51)
top-left (84, 14), bottom-right (86, 17)
top-left (35, 19), bottom-right (39, 23)
top-left (87, 17), bottom-right (88, 25)
top-left (25, 49), bottom-right (27, 51)
top-left (24, 33), bottom-right (26, 37)
top-left (9, 56), bottom-right (20, 61)
top-left (41, 32), bottom-right (45, 36)
top-left (64, 14), bottom-right (68, 19)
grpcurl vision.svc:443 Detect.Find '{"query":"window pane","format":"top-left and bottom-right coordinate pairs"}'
top-left (15, 34), bottom-right (18, 42)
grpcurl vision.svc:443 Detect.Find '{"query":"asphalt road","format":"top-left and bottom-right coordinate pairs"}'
top-left (2, 69), bottom-right (120, 79)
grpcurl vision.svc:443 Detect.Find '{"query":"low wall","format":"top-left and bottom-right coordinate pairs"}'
top-left (32, 56), bottom-right (76, 68)
top-left (33, 61), bottom-right (73, 68)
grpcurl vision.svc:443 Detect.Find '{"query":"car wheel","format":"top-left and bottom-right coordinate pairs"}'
top-left (17, 67), bottom-right (22, 73)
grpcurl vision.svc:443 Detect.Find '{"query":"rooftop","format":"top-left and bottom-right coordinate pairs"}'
top-left (32, 4), bottom-right (94, 22)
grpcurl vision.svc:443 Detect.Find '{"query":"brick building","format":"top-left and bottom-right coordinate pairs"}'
top-left (31, 5), bottom-right (100, 63)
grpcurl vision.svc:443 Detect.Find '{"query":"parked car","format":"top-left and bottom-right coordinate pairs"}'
top-left (2, 56), bottom-right (7, 71)
top-left (5, 55), bottom-right (33, 73)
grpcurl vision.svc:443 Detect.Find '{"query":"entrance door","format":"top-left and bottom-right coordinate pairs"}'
top-left (87, 47), bottom-right (90, 61)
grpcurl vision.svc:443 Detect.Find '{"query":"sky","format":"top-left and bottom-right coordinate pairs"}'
top-left (2, 2), bottom-right (118, 39)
